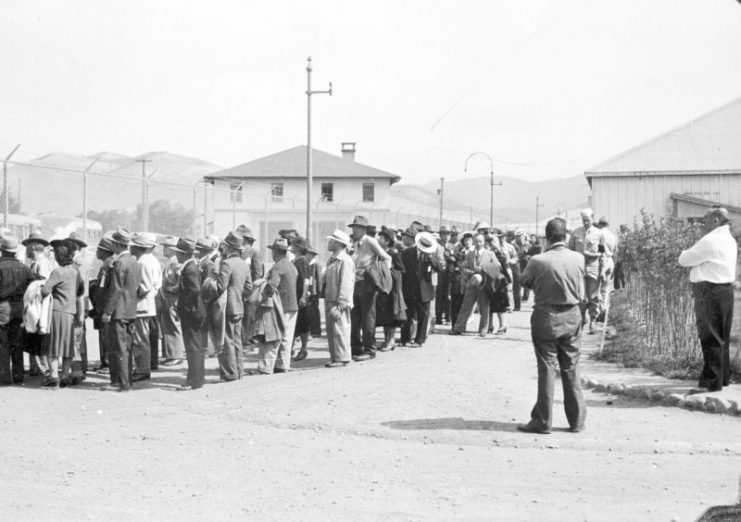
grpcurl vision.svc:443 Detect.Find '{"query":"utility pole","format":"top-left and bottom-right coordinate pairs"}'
top-left (437, 177), bottom-right (444, 228)
top-left (534, 195), bottom-right (544, 236)
top-left (82, 157), bottom-right (99, 245)
top-left (137, 158), bottom-right (152, 231)
top-left (3, 144), bottom-right (20, 227)
top-left (464, 152), bottom-right (500, 226)
top-left (306, 56), bottom-right (332, 244)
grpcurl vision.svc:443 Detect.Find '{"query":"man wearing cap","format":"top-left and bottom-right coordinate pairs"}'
top-left (348, 215), bottom-right (390, 361)
top-left (0, 237), bottom-right (37, 385)
top-left (214, 230), bottom-right (251, 381)
top-left (323, 230), bottom-right (355, 367)
top-left (100, 228), bottom-right (141, 391)
top-left (568, 208), bottom-right (603, 333)
top-left (679, 207), bottom-right (738, 393)
top-left (130, 232), bottom-right (162, 381)
top-left (260, 237), bottom-right (298, 373)
top-left (435, 225), bottom-right (453, 326)
top-left (517, 217), bottom-right (586, 434)
top-left (22, 232), bottom-right (53, 376)
top-left (400, 231), bottom-right (445, 347)
top-left (88, 234), bottom-right (115, 372)
top-left (159, 236), bottom-right (185, 367)
top-left (173, 238), bottom-right (206, 389)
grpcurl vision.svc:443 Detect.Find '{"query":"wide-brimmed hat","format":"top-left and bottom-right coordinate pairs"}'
top-left (268, 238), bottom-right (290, 252)
top-left (171, 237), bottom-right (195, 254)
top-left (278, 228), bottom-right (299, 239)
top-left (236, 224), bottom-right (255, 241)
top-left (110, 227), bottom-right (132, 246)
top-left (326, 229), bottom-right (351, 247)
top-left (131, 232), bottom-right (157, 248)
top-left (378, 226), bottom-right (396, 243)
top-left (408, 220), bottom-right (424, 233)
top-left (67, 231), bottom-right (87, 249)
top-left (347, 215), bottom-right (369, 228)
top-left (22, 231), bottom-right (49, 247)
top-left (291, 236), bottom-right (308, 251)
top-left (1, 237), bottom-right (19, 253)
top-left (514, 228), bottom-right (525, 237)
top-left (0, 228), bottom-right (12, 239)
top-left (438, 225), bottom-right (451, 234)
top-left (195, 237), bottom-right (213, 251)
top-left (474, 222), bottom-right (490, 232)
top-left (222, 230), bottom-right (244, 250)
top-left (492, 228), bottom-right (505, 237)
top-left (461, 230), bottom-right (476, 240)
top-left (450, 225), bottom-right (462, 234)
top-left (50, 238), bottom-right (75, 250)
top-left (97, 236), bottom-right (115, 253)
top-left (415, 231), bottom-right (438, 254)
top-left (159, 235), bottom-right (179, 248)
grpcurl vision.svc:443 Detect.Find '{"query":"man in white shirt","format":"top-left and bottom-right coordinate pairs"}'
top-left (678, 207), bottom-right (737, 392)
top-left (130, 232), bottom-right (162, 381)
top-left (568, 208), bottom-right (603, 334)
top-left (596, 216), bottom-right (618, 321)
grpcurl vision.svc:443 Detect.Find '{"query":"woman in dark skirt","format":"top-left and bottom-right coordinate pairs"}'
top-left (41, 240), bottom-right (84, 388)
top-left (486, 235), bottom-right (511, 334)
top-left (291, 237), bottom-right (318, 361)
top-left (376, 227), bottom-right (407, 351)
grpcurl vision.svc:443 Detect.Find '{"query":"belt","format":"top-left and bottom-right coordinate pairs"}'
top-left (537, 303), bottom-right (579, 311)
top-left (693, 281), bottom-right (732, 287)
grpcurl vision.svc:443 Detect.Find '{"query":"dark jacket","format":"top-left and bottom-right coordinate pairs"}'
top-left (102, 251), bottom-right (141, 321)
top-left (216, 254), bottom-right (251, 318)
top-left (241, 245), bottom-right (265, 282)
top-left (266, 255), bottom-right (298, 313)
top-left (0, 255), bottom-right (37, 323)
top-left (177, 259), bottom-right (206, 326)
top-left (401, 246), bottom-right (444, 305)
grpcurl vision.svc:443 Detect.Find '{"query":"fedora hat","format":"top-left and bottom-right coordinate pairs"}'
top-left (278, 228), bottom-right (299, 239)
top-left (159, 235), bottom-right (179, 248)
top-left (402, 227), bottom-right (417, 239)
top-left (474, 222), bottom-right (491, 232)
top-left (408, 220), bottom-right (424, 233)
top-left (379, 226), bottom-right (396, 243)
top-left (326, 229), bottom-right (351, 247)
top-left (67, 231), bottom-right (87, 249)
top-left (514, 228), bottom-right (525, 237)
top-left (291, 236), bottom-right (308, 251)
top-left (131, 232), bottom-right (157, 248)
top-left (22, 231), bottom-right (49, 247)
top-left (1, 237), bottom-right (19, 253)
top-left (110, 227), bottom-right (132, 246)
top-left (195, 237), bottom-right (213, 251)
top-left (236, 224), bottom-right (255, 241)
top-left (222, 230), bottom-right (244, 250)
top-left (492, 227), bottom-right (505, 237)
top-left (50, 238), bottom-right (75, 250)
top-left (415, 231), bottom-right (438, 254)
top-left (438, 225), bottom-right (451, 234)
top-left (171, 237), bottom-right (195, 254)
top-left (450, 225), bottom-right (462, 234)
top-left (268, 238), bottom-right (290, 252)
top-left (347, 215), bottom-right (369, 228)
top-left (97, 235), bottom-right (115, 253)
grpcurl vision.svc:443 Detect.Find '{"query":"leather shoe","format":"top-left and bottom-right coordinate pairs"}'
top-left (325, 361), bottom-right (349, 368)
top-left (352, 353), bottom-right (376, 362)
top-left (449, 330), bottom-right (462, 336)
top-left (516, 423), bottom-right (551, 434)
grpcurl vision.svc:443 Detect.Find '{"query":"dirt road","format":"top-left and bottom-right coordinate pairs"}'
top-left (2, 306), bottom-right (740, 521)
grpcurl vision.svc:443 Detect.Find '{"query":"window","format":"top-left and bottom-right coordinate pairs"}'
top-left (321, 182), bottom-right (334, 202)
top-left (270, 182), bottom-right (284, 201)
top-left (362, 182), bottom-right (374, 202)
top-left (230, 183), bottom-right (243, 203)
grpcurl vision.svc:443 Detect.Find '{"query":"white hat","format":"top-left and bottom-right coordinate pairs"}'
top-left (326, 229), bottom-right (351, 247)
top-left (467, 273), bottom-right (484, 289)
top-left (475, 222), bottom-right (491, 232)
top-left (415, 231), bottom-right (438, 254)
top-left (514, 228), bottom-right (525, 237)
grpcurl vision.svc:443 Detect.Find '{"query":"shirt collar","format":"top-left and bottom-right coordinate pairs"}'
top-left (545, 242), bottom-right (566, 252)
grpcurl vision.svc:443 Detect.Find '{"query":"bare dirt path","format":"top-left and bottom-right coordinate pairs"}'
top-left (2, 305), bottom-right (740, 521)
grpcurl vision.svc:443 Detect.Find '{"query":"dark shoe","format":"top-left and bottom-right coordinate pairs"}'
top-left (13, 379), bottom-right (24, 385)
top-left (495, 326), bottom-right (508, 335)
top-left (325, 361), bottom-right (350, 368)
top-left (131, 373), bottom-right (151, 382)
top-left (516, 423), bottom-right (551, 435)
top-left (570, 425), bottom-right (585, 433)
top-left (293, 350), bottom-right (308, 362)
top-left (273, 368), bottom-right (288, 374)
top-left (59, 377), bottom-right (72, 388)
top-left (70, 375), bottom-right (85, 385)
top-left (449, 330), bottom-right (462, 336)
top-left (378, 343), bottom-right (396, 352)
top-left (96, 366), bottom-right (110, 375)
top-left (352, 353), bottom-right (376, 362)
top-left (41, 377), bottom-right (60, 388)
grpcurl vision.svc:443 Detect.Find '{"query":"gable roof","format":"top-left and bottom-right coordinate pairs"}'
top-left (586, 97), bottom-right (741, 178)
top-left (204, 145), bottom-right (401, 184)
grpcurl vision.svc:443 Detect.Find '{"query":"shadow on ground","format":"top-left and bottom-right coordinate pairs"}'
top-left (381, 417), bottom-right (519, 432)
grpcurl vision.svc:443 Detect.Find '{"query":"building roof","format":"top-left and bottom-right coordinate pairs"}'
top-left (586, 97), bottom-right (741, 179)
top-left (204, 145), bottom-right (401, 184)
top-left (669, 192), bottom-right (741, 215)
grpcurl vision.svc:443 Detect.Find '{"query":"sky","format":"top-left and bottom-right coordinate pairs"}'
top-left (0, 0), bottom-right (740, 185)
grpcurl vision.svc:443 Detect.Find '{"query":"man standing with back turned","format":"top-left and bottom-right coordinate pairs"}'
top-left (517, 217), bottom-right (586, 434)
top-left (679, 207), bottom-right (737, 393)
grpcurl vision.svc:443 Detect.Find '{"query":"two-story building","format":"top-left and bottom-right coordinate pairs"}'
top-left (203, 143), bottom-right (401, 255)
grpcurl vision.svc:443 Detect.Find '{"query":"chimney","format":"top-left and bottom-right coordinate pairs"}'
top-left (341, 142), bottom-right (356, 161)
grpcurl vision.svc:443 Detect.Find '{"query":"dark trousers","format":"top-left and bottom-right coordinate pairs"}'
top-left (351, 281), bottom-right (378, 355)
top-left (218, 315), bottom-right (243, 381)
top-left (183, 317), bottom-right (206, 388)
top-left (450, 287), bottom-right (464, 327)
top-left (97, 326), bottom-right (109, 368)
top-left (692, 282), bottom-right (733, 391)
top-left (131, 317), bottom-right (151, 378)
top-left (0, 320), bottom-right (25, 384)
top-left (511, 264), bottom-right (522, 310)
top-left (107, 319), bottom-right (135, 389)
top-left (400, 299), bottom-right (431, 345)
top-left (529, 305), bottom-right (586, 431)
top-left (435, 273), bottom-right (450, 323)
top-left (149, 316), bottom-right (160, 370)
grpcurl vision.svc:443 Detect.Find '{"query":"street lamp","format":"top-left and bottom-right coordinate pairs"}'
top-left (464, 152), bottom-right (501, 226)
top-left (306, 56), bottom-right (332, 244)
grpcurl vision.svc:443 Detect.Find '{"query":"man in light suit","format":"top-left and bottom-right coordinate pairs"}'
top-left (214, 230), bottom-right (251, 381)
top-left (400, 231), bottom-right (445, 348)
top-left (450, 233), bottom-right (500, 337)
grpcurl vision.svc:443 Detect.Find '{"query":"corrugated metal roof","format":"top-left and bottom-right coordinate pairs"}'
top-left (205, 145), bottom-right (401, 184)
top-left (586, 97), bottom-right (741, 177)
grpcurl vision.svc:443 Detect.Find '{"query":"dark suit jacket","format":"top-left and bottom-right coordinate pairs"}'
top-left (102, 251), bottom-right (141, 320)
top-left (461, 249), bottom-right (502, 294)
top-left (266, 256), bottom-right (298, 313)
top-left (198, 255), bottom-right (215, 284)
top-left (401, 246), bottom-right (444, 305)
top-left (216, 254), bottom-right (251, 318)
top-left (177, 259), bottom-right (206, 326)
top-left (241, 245), bottom-right (265, 282)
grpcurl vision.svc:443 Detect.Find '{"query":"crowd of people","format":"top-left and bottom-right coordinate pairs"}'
top-left (0, 209), bottom-right (620, 394)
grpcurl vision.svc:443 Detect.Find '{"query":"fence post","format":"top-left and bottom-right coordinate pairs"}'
top-left (3, 144), bottom-right (20, 227)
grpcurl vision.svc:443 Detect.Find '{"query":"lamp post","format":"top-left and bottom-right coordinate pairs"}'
top-left (464, 152), bottom-right (501, 225)
top-left (306, 56), bottom-right (332, 244)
